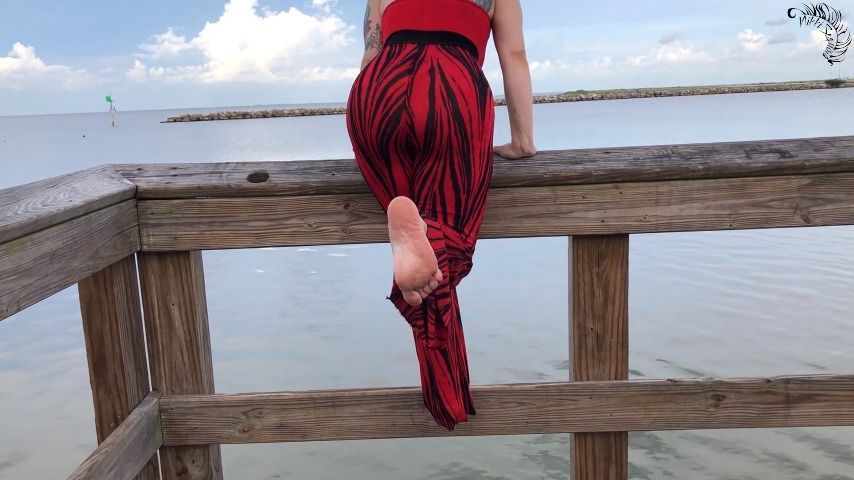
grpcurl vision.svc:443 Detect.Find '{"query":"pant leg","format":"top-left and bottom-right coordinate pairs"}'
top-left (346, 40), bottom-right (494, 430)
top-left (398, 42), bottom-right (494, 429)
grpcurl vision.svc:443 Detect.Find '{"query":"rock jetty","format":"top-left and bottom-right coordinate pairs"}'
top-left (163, 79), bottom-right (852, 123)
top-left (162, 107), bottom-right (346, 123)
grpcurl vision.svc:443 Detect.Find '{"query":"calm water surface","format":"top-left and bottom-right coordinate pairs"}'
top-left (1, 89), bottom-right (853, 479)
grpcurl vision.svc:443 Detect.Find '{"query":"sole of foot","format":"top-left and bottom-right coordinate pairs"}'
top-left (387, 196), bottom-right (443, 306)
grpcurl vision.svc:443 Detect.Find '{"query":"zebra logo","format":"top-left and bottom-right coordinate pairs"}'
top-left (788, 3), bottom-right (851, 64)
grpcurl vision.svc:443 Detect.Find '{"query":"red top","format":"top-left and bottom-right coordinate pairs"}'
top-left (381, 0), bottom-right (492, 66)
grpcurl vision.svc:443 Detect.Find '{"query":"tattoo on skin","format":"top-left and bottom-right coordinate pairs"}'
top-left (472, 0), bottom-right (494, 12)
top-left (363, 3), bottom-right (382, 53)
top-left (365, 22), bottom-right (382, 52)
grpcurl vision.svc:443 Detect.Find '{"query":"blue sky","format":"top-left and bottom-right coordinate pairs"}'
top-left (0, 0), bottom-right (851, 115)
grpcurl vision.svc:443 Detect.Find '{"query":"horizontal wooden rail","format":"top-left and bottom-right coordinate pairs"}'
top-left (67, 393), bottom-right (162, 480)
top-left (158, 374), bottom-right (854, 445)
top-left (138, 172), bottom-right (854, 250)
top-left (0, 200), bottom-right (140, 321)
top-left (114, 135), bottom-right (854, 199)
top-left (0, 166), bottom-right (135, 244)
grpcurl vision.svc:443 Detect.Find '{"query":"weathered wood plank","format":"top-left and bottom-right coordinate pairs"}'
top-left (66, 393), bottom-right (161, 480)
top-left (0, 166), bottom-right (135, 244)
top-left (138, 251), bottom-right (222, 480)
top-left (114, 135), bottom-right (854, 199)
top-left (0, 200), bottom-right (140, 321)
top-left (158, 375), bottom-right (854, 445)
top-left (79, 255), bottom-right (160, 480)
top-left (570, 235), bottom-right (629, 480)
top-left (138, 172), bottom-right (854, 251)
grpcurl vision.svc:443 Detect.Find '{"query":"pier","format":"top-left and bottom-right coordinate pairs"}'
top-left (3, 135), bottom-right (854, 479)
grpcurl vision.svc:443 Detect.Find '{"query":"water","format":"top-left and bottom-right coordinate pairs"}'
top-left (1, 89), bottom-right (854, 479)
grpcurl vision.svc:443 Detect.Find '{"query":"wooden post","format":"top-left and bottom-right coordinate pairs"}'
top-left (138, 251), bottom-right (222, 480)
top-left (569, 235), bottom-right (629, 480)
top-left (78, 254), bottom-right (160, 480)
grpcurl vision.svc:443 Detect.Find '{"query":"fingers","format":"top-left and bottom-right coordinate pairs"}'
top-left (494, 142), bottom-right (537, 159)
top-left (494, 144), bottom-right (519, 159)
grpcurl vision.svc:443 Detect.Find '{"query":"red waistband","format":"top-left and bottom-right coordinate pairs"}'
top-left (381, 0), bottom-right (491, 66)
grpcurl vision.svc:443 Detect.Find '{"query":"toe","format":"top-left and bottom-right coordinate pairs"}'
top-left (403, 289), bottom-right (423, 306)
top-left (428, 278), bottom-right (438, 290)
top-left (433, 269), bottom-right (443, 283)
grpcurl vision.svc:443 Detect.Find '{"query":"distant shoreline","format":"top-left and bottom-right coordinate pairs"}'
top-left (162, 79), bottom-right (853, 123)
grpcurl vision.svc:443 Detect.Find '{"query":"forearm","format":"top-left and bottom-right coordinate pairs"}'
top-left (500, 51), bottom-right (535, 152)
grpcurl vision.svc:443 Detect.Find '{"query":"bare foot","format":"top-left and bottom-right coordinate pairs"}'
top-left (387, 196), bottom-right (443, 306)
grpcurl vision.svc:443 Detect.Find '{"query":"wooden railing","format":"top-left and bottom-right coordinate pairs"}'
top-left (2, 135), bottom-right (854, 480)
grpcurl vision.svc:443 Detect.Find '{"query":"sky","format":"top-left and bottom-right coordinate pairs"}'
top-left (0, 0), bottom-right (851, 115)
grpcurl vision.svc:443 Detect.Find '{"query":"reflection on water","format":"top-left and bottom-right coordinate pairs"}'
top-left (1, 89), bottom-right (854, 479)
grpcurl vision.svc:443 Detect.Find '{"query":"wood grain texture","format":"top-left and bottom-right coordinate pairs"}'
top-left (0, 200), bottom-right (140, 321)
top-left (138, 172), bottom-right (854, 251)
top-left (113, 135), bottom-right (854, 199)
top-left (0, 166), bottom-right (135, 244)
top-left (570, 235), bottom-right (629, 480)
top-left (157, 375), bottom-right (854, 445)
top-left (66, 393), bottom-right (162, 480)
top-left (138, 251), bottom-right (222, 480)
top-left (78, 255), bottom-right (160, 480)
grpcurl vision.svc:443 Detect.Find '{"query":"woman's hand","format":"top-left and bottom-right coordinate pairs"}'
top-left (494, 141), bottom-right (537, 159)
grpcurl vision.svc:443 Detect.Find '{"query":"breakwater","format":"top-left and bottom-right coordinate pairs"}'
top-left (162, 79), bottom-right (852, 123)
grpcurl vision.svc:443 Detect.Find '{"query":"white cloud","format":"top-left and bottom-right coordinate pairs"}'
top-left (778, 29), bottom-right (834, 59)
top-left (0, 42), bottom-right (95, 90)
top-left (138, 28), bottom-right (194, 59)
top-left (311, 0), bottom-right (336, 14)
top-left (508, 38), bottom-right (712, 84)
top-left (127, 60), bottom-right (147, 81)
top-left (127, 59), bottom-right (206, 83)
top-left (626, 41), bottom-right (712, 67)
top-left (526, 56), bottom-right (615, 76)
top-left (128, 0), bottom-right (356, 84)
top-left (299, 65), bottom-right (360, 81)
top-left (498, 20), bottom-right (854, 91)
top-left (738, 28), bottom-right (768, 53)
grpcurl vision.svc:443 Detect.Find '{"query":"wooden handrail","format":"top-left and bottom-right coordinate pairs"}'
top-left (1, 135), bottom-right (852, 250)
top-left (157, 375), bottom-right (854, 445)
top-left (1, 135), bottom-right (852, 247)
top-left (0, 200), bottom-right (139, 321)
top-left (66, 393), bottom-right (162, 480)
top-left (0, 166), bottom-right (135, 244)
top-left (135, 171), bottom-right (854, 250)
top-left (0, 167), bottom-right (139, 321)
top-left (114, 135), bottom-right (854, 199)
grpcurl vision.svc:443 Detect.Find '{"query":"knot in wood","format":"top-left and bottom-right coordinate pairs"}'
top-left (707, 393), bottom-right (726, 410)
top-left (247, 171), bottom-right (270, 183)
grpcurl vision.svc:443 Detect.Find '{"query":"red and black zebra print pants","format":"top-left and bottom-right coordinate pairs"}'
top-left (346, 30), bottom-right (495, 429)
